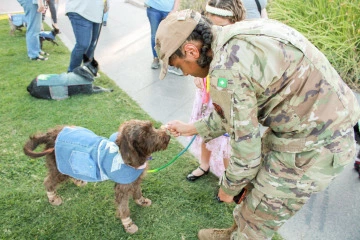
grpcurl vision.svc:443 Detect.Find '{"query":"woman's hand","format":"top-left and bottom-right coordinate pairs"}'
top-left (37, 0), bottom-right (45, 13)
top-left (217, 187), bottom-right (233, 203)
top-left (166, 120), bottom-right (198, 137)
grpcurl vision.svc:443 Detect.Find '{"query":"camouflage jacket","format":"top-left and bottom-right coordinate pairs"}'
top-left (193, 19), bottom-right (360, 196)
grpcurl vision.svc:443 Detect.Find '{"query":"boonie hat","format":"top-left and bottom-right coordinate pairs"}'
top-left (155, 9), bottom-right (202, 80)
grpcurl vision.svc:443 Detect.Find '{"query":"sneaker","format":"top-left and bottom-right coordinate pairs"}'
top-left (151, 58), bottom-right (160, 69)
top-left (168, 66), bottom-right (183, 76)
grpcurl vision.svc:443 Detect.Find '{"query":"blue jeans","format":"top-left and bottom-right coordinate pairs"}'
top-left (17, 0), bottom-right (42, 58)
top-left (67, 12), bottom-right (101, 72)
top-left (146, 7), bottom-right (169, 58)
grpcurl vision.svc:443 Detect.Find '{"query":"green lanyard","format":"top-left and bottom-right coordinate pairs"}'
top-left (147, 135), bottom-right (197, 173)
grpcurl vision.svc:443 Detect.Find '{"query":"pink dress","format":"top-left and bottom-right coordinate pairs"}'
top-left (189, 79), bottom-right (231, 178)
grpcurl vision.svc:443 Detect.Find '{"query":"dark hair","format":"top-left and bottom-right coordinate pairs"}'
top-left (207, 0), bottom-right (246, 23)
top-left (170, 12), bottom-right (213, 68)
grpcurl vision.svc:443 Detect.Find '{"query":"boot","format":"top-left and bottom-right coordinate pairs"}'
top-left (198, 225), bottom-right (236, 240)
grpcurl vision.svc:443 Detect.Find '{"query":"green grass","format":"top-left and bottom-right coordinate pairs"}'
top-left (0, 16), bottom-right (235, 239)
top-left (267, 0), bottom-right (359, 90)
top-left (0, 13), bottom-right (287, 239)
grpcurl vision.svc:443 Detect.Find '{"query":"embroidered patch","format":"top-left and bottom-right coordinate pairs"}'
top-left (217, 78), bottom-right (228, 88)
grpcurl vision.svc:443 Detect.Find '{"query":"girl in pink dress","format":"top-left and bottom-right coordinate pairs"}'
top-left (188, 76), bottom-right (231, 178)
top-left (186, 0), bottom-right (267, 181)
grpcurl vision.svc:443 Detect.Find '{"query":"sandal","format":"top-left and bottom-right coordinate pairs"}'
top-left (30, 55), bottom-right (48, 61)
top-left (39, 51), bottom-right (50, 56)
top-left (186, 166), bottom-right (209, 182)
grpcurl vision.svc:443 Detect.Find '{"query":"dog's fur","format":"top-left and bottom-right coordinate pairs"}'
top-left (23, 120), bottom-right (170, 234)
top-left (27, 55), bottom-right (113, 100)
top-left (39, 28), bottom-right (59, 49)
top-left (8, 13), bottom-right (26, 36)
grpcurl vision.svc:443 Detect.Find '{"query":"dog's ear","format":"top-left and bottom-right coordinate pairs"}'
top-left (116, 131), bottom-right (136, 166)
top-left (116, 121), bottom-right (153, 168)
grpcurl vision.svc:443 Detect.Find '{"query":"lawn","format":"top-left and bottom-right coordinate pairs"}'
top-left (3, 0), bottom-right (357, 238)
top-left (0, 16), bottom-right (235, 240)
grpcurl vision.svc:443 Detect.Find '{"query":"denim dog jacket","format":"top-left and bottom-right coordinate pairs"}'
top-left (55, 126), bottom-right (144, 184)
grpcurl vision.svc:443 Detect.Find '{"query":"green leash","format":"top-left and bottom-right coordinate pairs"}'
top-left (147, 135), bottom-right (197, 173)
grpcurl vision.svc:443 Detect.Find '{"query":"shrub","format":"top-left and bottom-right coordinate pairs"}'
top-left (268, 0), bottom-right (359, 90)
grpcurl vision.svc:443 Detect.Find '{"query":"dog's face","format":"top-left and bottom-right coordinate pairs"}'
top-left (116, 120), bottom-right (171, 168)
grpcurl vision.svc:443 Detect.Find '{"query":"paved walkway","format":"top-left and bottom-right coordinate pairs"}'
top-left (2, 1), bottom-right (359, 239)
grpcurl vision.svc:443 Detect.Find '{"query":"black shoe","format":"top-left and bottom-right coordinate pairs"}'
top-left (186, 166), bottom-right (209, 182)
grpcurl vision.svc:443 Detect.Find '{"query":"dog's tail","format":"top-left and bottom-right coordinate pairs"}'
top-left (23, 132), bottom-right (56, 158)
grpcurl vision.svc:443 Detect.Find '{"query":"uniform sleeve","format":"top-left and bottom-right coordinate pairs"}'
top-left (219, 74), bottom-right (262, 196)
top-left (194, 111), bottom-right (227, 142)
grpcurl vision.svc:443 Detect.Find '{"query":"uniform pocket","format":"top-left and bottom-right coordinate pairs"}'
top-left (69, 151), bottom-right (97, 179)
top-left (246, 188), bottom-right (264, 213)
top-left (246, 188), bottom-right (285, 221)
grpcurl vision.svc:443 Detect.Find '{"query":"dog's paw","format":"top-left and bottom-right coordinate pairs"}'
top-left (121, 217), bottom-right (138, 234)
top-left (135, 197), bottom-right (152, 207)
top-left (71, 178), bottom-right (88, 187)
top-left (46, 191), bottom-right (62, 206)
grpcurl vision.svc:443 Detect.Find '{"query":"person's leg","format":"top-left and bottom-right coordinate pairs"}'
top-left (85, 22), bottom-right (101, 60)
top-left (232, 137), bottom-right (356, 239)
top-left (200, 132), bottom-right (356, 240)
top-left (146, 7), bottom-right (163, 59)
top-left (187, 142), bottom-right (211, 181)
top-left (194, 143), bottom-right (211, 174)
top-left (20, 0), bottom-right (42, 58)
top-left (146, 7), bottom-right (169, 69)
top-left (67, 13), bottom-right (92, 72)
top-left (54, 0), bottom-right (58, 12)
top-left (230, 189), bottom-right (308, 239)
top-left (47, 0), bottom-right (57, 25)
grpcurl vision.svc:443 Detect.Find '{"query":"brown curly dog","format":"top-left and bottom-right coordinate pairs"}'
top-left (23, 120), bottom-right (170, 234)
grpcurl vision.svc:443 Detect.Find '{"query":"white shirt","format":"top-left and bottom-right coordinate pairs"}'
top-left (65, 0), bottom-right (104, 23)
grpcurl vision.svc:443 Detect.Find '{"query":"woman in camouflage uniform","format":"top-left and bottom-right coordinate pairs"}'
top-left (155, 9), bottom-right (360, 240)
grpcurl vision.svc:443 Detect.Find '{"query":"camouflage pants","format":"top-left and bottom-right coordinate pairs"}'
top-left (231, 133), bottom-right (356, 240)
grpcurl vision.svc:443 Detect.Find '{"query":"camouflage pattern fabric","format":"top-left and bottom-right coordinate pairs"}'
top-left (193, 18), bottom-right (360, 238)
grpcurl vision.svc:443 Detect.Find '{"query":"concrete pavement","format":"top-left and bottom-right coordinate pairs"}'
top-left (2, 0), bottom-right (359, 239)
